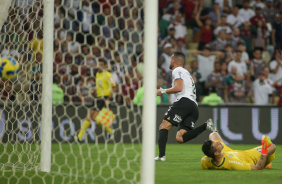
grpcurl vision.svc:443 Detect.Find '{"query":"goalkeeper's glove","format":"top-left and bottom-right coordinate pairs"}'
top-left (261, 135), bottom-right (272, 155)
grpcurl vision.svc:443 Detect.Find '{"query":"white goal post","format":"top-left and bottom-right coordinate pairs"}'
top-left (141, 0), bottom-right (158, 184)
top-left (40, 0), bottom-right (54, 173)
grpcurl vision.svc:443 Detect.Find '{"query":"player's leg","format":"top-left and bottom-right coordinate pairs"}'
top-left (155, 119), bottom-right (173, 161)
top-left (78, 109), bottom-right (99, 140)
top-left (175, 100), bottom-right (213, 143)
top-left (176, 119), bottom-right (213, 143)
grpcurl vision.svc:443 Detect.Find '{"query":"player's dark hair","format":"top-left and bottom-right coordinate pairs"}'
top-left (202, 140), bottom-right (216, 159)
top-left (173, 52), bottom-right (185, 64)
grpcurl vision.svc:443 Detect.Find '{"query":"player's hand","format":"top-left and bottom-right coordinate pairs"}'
top-left (261, 135), bottom-right (272, 155)
top-left (156, 88), bottom-right (162, 96)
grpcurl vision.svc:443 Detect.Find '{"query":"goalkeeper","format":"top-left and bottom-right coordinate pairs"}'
top-left (201, 132), bottom-right (276, 170)
top-left (78, 59), bottom-right (116, 141)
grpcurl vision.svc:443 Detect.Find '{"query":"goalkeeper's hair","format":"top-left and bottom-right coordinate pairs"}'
top-left (202, 140), bottom-right (216, 159)
top-left (173, 51), bottom-right (185, 65)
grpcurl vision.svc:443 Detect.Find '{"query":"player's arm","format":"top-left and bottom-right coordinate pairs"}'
top-left (250, 155), bottom-right (267, 170)
top-left (251, 135), bottom-right (273, 170)
top-left (156, 79), bottom-right (183, 96)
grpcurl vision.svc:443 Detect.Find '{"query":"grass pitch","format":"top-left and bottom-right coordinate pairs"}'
top-left (0, 144), bottom-right (281, 184)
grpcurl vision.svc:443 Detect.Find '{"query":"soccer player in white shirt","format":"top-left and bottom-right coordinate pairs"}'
top-left (155, 52), bottom-right (216, 161)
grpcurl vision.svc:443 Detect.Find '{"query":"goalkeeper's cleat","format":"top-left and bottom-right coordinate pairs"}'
top-left (261, 135), bottom-right (272, 150)
top-left (206, 119), bottom-right (217, 132)
top-left (155, 156), bottom-right (166, 161)
top-left (265, 163), bottom-right (272, 169)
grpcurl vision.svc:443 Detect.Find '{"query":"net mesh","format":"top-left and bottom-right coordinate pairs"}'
top-left (0, 0), bottom-right (144, 183)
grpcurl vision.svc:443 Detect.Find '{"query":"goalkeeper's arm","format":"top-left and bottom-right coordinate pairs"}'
top-left (251, 135), bottom-right (273, 170)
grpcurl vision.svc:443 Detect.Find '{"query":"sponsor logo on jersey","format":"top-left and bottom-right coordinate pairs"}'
top-left (173, 114), bottom-right (182, 123)
top-left (228, 160), bottom-right (243, 166)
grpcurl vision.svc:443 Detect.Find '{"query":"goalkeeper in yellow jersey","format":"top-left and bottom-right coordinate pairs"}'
top-left (201, 132), bottom-right (276, 170)
top-left (78, 59), bottom-right (116, 141)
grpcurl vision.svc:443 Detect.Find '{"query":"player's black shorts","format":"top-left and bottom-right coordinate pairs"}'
top-left (87, 96), bottom-right (109, 111)
top-left (163, 97), bottom-right (199, 131)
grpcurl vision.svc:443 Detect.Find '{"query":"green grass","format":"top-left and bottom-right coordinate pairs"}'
top-left (0, 144), bottom-right (282, 184)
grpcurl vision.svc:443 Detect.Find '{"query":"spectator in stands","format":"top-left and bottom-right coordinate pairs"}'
top-left (175, 38), bottom-right (187, 58)
top-left (191, 47), bottom-right (224, 95)
top-left (206, 29), bottom-right (227, 51)
top-left (213, 15), bottom-right (232, 37)
top-left (253, 72), bottom-right (274, 105)
top-left (110, 52), bottom-right (127, 84)
top-left (64, 32), bottom-right (79, 54)
top-left (122, 75), bottom-right (138, 106)
top-left (250, 0), bottom-right (266, 9)
top-left (215, 0), bottom-right (232, 11)
top-left (225, 65), bottom-right (237, 92)
top-left (207, 3), bottom-right (222, 27)
top-left (160, 27), bottom-right (176, 48)
top-left (191, 48), bottom-right (223, 96)
top-left (58, 54), bottom-right (73, 75)
top-left (190, 60), bottom-right (202, 101)
top-left (253, 20), bottom-right (268, 50)
top-left (229, 73), bottom-right (247, 103)
top-left (238, 0), bottom-right (255, 22)
top-left (76, 0), bottom-right (94, 44)
top-left (205, 61), bottom-right (227, 101)
top-left (201, 86), bottom-right (223, 106)
top-left (226, 5), bottom-right (245, 28)
top-left (0, 81), bottom-right (15, 101)
top-left (251, 48), bottom-right (267, 79)
top-left (81, 54), bottom-right (96, 76)
top-left (77, 76), bottom-right (94, 104)
top-left (160, 43), bottom-right (172, 73)
top-left (240, 21), bottom-right (255, 55)
top-left (237, 43), bottom-right (250, 63)
top-left (277, 85), bottom-right (282, 106)
top-left (229, 28), bottom-right (245, 50)
top-left (168, 12), bottom-right (187, 40)
top-left (181, 0), bottom-right (197, 27)
top-left (250, 6), bottom-right (268, 27)
top-left (168, 37), bottom-right (177, 53)
top-left (269, 50), bottom-right (282, 92)
top-left (272, 11), bottom-right (282, 49)
top-left (263, 0), bottom-right (279, 25)
top-left (220, 62), bottom-right (228, 76)
top-left (167, 0), bottom-right (185, 23)
top-left (195, 6), bottom-right (217, 50)
top-left (228, 50), bottom-right (248, 77)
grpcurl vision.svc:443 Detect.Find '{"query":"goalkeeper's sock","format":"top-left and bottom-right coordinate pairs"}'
top-left (182, 123), bottom-right (207, 143)
top-left (158, 129), bottom-right (168, 157)
top-left (261, 135), bottom-right (272, 155)
top-left (78, 120), bottom-right (91, 141)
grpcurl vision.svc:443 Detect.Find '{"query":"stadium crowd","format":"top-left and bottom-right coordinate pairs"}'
top-left (0, 0), bottom-right (282, 106)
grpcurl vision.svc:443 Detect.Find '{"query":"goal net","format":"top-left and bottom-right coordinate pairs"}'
top-left (0, 0), bottom-right (145, 183)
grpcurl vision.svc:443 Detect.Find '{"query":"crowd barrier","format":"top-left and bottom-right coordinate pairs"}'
top-left (0, 104), bottom-right (281, 144)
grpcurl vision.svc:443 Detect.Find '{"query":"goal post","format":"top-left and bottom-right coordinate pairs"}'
top-left (40, 0), bottom-right (54, 173)
top-left (141, 0), bottom-right (158, 183)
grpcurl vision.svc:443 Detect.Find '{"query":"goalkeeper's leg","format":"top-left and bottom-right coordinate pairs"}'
top-left (78, 110), bottom-right (99, 141)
